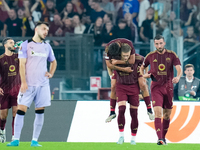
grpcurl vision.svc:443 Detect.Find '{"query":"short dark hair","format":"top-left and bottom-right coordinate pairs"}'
top-left (2, 37), bottom-right (13, 47)
top-left (154, 34), bottom-right (165, 41)
top-left (108, 42), bottom-right (121, 56)
top-left (121, 43), bottom-right (131, 53)
top-left (184, 64), bottom-right (194, 71)
top-left (35, 21), bottom-right (49, 28)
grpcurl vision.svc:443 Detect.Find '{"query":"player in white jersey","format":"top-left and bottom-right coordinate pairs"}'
top-left (7, 22), bottom-right (57, 147)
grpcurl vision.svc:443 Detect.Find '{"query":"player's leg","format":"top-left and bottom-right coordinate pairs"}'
top-left (0, 109), bottom-right (8, 143)
top-left (117, 100), bottom-right (126, 144)
top-left (138, 77), bottom-right (154, 120)
top-left (31, 107), bottom-right (45, 147)
top-left (31, 86), bottom-right (51, 147)
top-left (105, 78), bottom-right (117, 123)
top-left (11, 106), bottom-right (17, 141)
top-left (130, 105), bottom-right (138, 145)
top-left (162, 108), bottom-right (172, 145)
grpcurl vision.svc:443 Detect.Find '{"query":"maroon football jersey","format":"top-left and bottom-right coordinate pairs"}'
top-left (0, 53), bottom-right (21, 95)
top-left (113, 54), bottom-right (143, 85)
top-left (143, 49), bottom-right (181, 85)
top-left (105, 38), bottom-right (135, 60)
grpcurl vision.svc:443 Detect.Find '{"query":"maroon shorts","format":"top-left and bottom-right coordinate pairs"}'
top-left (151, 82), bottom-right (173, 109)
top-left (0, 94), bottom-right (18, 110)
top-left (116, 83), bottom-right (140, 106)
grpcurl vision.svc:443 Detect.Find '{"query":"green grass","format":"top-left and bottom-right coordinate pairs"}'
top-left (1, 142), bottom-right (200, 150)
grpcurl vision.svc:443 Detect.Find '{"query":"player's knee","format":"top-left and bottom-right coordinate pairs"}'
top-left (35, 109), bottom-right (44, 114)
top-left (154, 111), bottom-right (162, 118)
top-left (17, 110), bottom-right (26, 116)
top-left (139, 82), bottom-right (147, 92)
top-left (163, 113), bottom-right (170, 120)
top-left (118, 105), bottom-right (126, 115)
top-left (0, 114), bottom-right (7, 120)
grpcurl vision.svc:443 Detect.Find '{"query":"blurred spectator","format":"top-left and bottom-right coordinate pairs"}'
top-left (151, 0), bottom-right (164, 24)
top-left (71, 0), bottom-right (84, 15)
top-left (138, 0), bottom-right (150, 27)
top-left (103, 13), bottom-right (112, 24)
top-left (160, 19), bottom-right (171, 49)
top-left (114, 0), bottom-right (124, 24)
top-left (0, 0), bottom-right (9, 22)
top-left (184, 26), bottom-right (198, 49)
top-left (61, 2), bottom-right (78, 21)
top-left (73, 15), bottom-right (86, 34)
top-left (31, 0), bottom-right (45, 23)
top-left (7, 0), bottom-right (23, 9)
top-left (90, 0), bottom-right (106, 23)
top-left (3, 8), bottom-right (24, 37)
top-left (0, 20), bottom-right (3, 36)
top-left (124, 12), bottom-right (138, 42)
top-left (171, 19), bottom-right (183, 38)
top-left (62, 18), bottom-right (74, 34)
top-left (100, 0), bottom-right (115, 21)
top-left (81, 14), bottom-right (91, 26)
top-left (101, 21), bottom-right (116, 46)
top-left (140, 7), bottom-right (154, 43)
top-left (20, 1), bottom-right (35, 37)
top-left (115, 18), bottom-right (132, 40)
top-left (41, 0), bottom-right (58, 22)
top-left (122, 0), bottom-right (139, 26)
top-left (49, 13), bottom-right (64, 46)
top-left (180, 0), bottom-right (193, 23)
top-left (174, 64), bottom-right (200, 101)
top-left (56, 0), bottom-right (69, 13)
top-left (84, 17), bottom-right (103, 46)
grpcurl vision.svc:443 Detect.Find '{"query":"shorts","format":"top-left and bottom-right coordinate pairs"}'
top-left (116, 83), bottom-right (140, 106)
top-left (151, 82), bottom-right (173, 109)
top-left (17, 86), bottom-right (51, 108)
top-left (0, 94), bottom-right (18, 110)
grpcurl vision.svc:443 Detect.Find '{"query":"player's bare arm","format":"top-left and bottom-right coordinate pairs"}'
top-left (106, 60), bottom-right (133, 73)
top-left (0, 88), bottom-right (4, 95)
top-left (172, 65), bottom-right (182, 84)
top-left (111, 54), bottom-right (135, 65)
top-left (19, 58), bottom-right (28, 93)
top-left (140, 65), bottom-right (151, 78)
top-left (45, 59), bottom-right (57, 78)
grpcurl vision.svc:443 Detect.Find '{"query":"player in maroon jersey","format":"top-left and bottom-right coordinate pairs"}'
top-left (111, 44), bottom-right (140, 145)
top-left (140, 35), bottom-right (182, 145)
top-left (0, 37), bottom-right (21, 143)
top-left (105, 38), bottom-right (154, 122)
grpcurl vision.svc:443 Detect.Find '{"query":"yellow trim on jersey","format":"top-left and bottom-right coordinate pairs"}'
top-left (0, 54), bottom-right (5, 60)
top-left (166, 49), bottom-right (179, 58)
top-left (105, 46), bottom-right (109, 53)
top-left (145, 50), bottom-right (157, 58)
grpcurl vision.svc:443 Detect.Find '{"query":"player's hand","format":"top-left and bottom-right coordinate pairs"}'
top-left (20, 82), bottom-right (28, 93)
top-left (143, 73), bottom-right (151, 78)
top-left (123, 67), bottom-right (133, 73)
top-left (45, 72), bottom-right (53, 78)
top-left (111, 59), bottom-right (118, 65)
top-left (190, 91), bottom-right (196, 96)
top-left (0, 88), bottom-right (4, 95)
top-left (172, 76), bottom-right (180, 84)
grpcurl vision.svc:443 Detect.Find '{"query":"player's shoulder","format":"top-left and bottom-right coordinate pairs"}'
top-left (145, 50), bottom-right (157, 58)
top-left (0, 53), bottom-right (5, 60)
top-left (166, 49), bottom-right (178, 57)
top-left (135, 54), bottom-right (144, 60)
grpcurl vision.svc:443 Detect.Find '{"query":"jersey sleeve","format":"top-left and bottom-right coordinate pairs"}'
top-left (18, 40), bottom-right (28, 58)
top-left (143, 55), bottom-right (150, 68)
top-left (172, 52), bottom-right (181, 66)
top-left (47, 43), bottom-right (56, 62)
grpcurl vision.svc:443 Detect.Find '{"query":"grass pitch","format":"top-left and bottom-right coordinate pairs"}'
top-left (1, 142), bottom-right (200, 150)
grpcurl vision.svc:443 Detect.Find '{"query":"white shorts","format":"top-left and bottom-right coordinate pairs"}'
top-left (17, 86), bottom-right (51, 108)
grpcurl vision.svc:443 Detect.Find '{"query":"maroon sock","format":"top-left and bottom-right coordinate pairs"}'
top-left (130, 108), bottom-right (138, 135)
top-left (163, 119), bottom-right (170, 139)
top-left (0, 119), bottom-right (6, 130)
top-left (12, 117), bottom-right (15, 135)
top-left (110, 98), bottom-right (116, 112)
top-left (117, 106), bottom-right (126, 131)
top-left (154, 118), bottom-right (162, 140)
top-left (143, 96), bottom-right (151, 109)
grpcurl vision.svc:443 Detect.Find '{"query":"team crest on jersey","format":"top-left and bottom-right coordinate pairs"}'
top-left (166, 57), bottom-right (171, 63)
top-left (9, 65), bottom-right (15, 72)
top-left (14, 58), bottom-right (18, 62)
top-left (158, 64), bottom-right (165, 71)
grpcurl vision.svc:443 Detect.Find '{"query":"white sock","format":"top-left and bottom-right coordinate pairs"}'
top-left (131, 135), bottom-right (136, 141)
top-left (32, 113), bottom-right (44, 141)
top-left (119, 131), bottom-right (124, 137)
